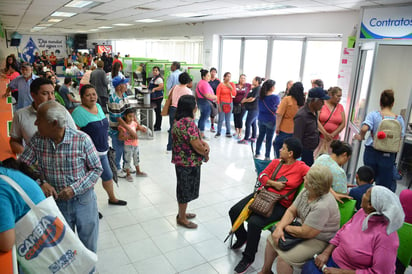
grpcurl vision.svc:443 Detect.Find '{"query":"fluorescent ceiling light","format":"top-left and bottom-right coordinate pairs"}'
top-left (98, 26), bottom-right (112, 29)
top-left (113, 23), bottom-right (133, 26)
top-left (136, 19), bottom-right (162, 23)
top-left (173, 13), bottom-right (206, 18)
top-left (65, 0), bottom-right (94, 8)
top-left (37, 23), bottom-right (52, 27)
top-left (89, 29), bottom-right (98, 31)
top-left (245, 4), bottom-right (295, 12)
top-left (51, 11), bottom-right (77, 17)
top-left (48, 18), bottom-right (63, 23)
top-left (32, 27), bottom-right (46, 31)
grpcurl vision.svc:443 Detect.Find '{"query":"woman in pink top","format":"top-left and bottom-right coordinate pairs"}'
top-left (315, 86), bottom-right (346, 158)
top-left (166, 72), bottom-right (194, 151)
top-left (196, 69), bottom-right (217, 138)
top-left (302, 186), bottom-right (404, 274)
top-left (215, 72), bottom-right (236, 138)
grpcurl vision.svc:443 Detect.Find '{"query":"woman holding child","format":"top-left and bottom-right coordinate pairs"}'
top-left (72, 84), bottom-right (127, 206)
top-left (230, 137), bottom-right (310, 274)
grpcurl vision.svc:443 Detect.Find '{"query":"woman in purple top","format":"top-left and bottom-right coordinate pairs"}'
top-left (302, 186), bottom-right (404, 274)
top-left (196, 69), bottom-right (217, 138)
top-left (233, 74), bottom-right (251, 139)
top-left (172, 95), bottom-right (210, 229)
top-left (255, 79), bottom-right (280, 160)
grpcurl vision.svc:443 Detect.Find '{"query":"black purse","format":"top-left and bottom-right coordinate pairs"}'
top-left (277, 221), bottom-right (305, 251)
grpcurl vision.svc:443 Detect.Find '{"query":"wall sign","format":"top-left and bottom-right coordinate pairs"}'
top-left (360, 5), bottom-right (412, 39)
top-left (18, 35), bottom-right (67, 63)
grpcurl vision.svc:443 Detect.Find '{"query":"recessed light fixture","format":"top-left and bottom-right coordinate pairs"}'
top-left (173, 13), bottom-right (206, 18)
top-left (65, 0), bottom-right (94, 8)
top-left (48, 18), bottom-right (63, 23)
top-left (51, 11), bottom-right (77, 17)
top-left (136, 19), bottom-right (162, 23)
top-left (98, 26), bottom-right (112, 29)
top-left (113, 23), bottom-right (133, 26)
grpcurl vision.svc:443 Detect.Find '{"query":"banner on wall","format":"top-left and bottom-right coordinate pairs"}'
top-left (18, 35), bottom-right (67, 63)
top-left (360, 5), bottom-right (412, 39)
top-left (96, 45), bottom-right (112, 54)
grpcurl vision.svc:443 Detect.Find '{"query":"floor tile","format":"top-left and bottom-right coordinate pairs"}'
top-left (180, 263), bottom-right (219, 274)
top-left (140, 217), bottom-right (175, 237)
top-left (105, 211), bottom-right (138, 230)
top-left (96, 246), bottom-right (130, 272)
top-left (193, 238), bottom-right (229, 261)
top-left (113, 223), bottom-right (149, 245)
top-left (151, 230), bottom-right (190, 253)
top-left (123, 238), bottom-right (162, 263)
top-left (133, 254), bottom-right (176, 274)
top-left (164, 246), bottom-right (206, 272)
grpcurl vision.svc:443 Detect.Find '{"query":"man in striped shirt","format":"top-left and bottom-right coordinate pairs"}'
top-left (20, 100), bottom-right (103, 253)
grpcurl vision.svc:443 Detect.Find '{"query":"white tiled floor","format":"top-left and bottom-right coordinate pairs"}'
top-left (93, 119), bottom-right (412, 274)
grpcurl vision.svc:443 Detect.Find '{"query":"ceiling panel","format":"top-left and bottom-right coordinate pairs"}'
top-left (0, 0), bottom-right (409, 35)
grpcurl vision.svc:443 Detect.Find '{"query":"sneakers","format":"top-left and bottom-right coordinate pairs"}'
top-left (126, 174), bottom-right (134, 182)
top-left (117, 169), bottom-right (127, 178)
top-left (234, 258), bottom-right (253, 274)
top-left (226, 133), bottom-right (232, 138)
top-left (210, 125), bottom-right (216, 133)
top-left (215, 133), bottom-right (221, 138)
top-left (237, 139), bottom-right (249, 144)
top-left (231, 239), bottom-right (247, 249)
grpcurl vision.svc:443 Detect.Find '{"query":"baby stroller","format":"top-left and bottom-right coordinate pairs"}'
top-left (251, 143), bottom-right (271, 191)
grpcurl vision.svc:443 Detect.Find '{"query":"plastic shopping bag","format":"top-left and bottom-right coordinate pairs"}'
top-left (0, 175), bottom-right (97, 274)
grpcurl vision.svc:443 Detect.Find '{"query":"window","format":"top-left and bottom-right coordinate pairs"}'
top-left (243, 39), bottom-right (267, 82)
top-left (271, 40), bottom-right (303, 94)
top-left (221, 39), bottom-right (241, 81)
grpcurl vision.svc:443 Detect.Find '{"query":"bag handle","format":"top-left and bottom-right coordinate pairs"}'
top-left (322, 105), bottom-right (336, 126)
top-left (270, 160), bottom-right (284, 180)
top-left (263, 99), bottom-right (276, 116)
top-left (0, 175), bottom-right (36, 208)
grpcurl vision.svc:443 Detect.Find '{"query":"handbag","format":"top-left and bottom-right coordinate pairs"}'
top-left (249, 161), bottom-right (295, 218)
top-left (221, 102), bottom-right (231, 113)
top-left (277, 221), bottom-right (305, 251)
top-left (0, 175), bottom-right (97, 274)
top-left (161, 85), bottom-right (175, 116)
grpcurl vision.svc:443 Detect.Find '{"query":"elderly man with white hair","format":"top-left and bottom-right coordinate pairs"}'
top-left (19, 100), bottom-right (103, 253)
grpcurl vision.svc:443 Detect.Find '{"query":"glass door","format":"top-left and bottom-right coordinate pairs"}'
top-left (345, 42), bottom-right (376, 182)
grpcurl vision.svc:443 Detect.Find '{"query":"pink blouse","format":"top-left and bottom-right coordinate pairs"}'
top-left (319, 103), bottom-right (344, 139)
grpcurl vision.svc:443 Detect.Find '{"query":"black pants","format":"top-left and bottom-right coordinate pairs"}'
top-left (152, 98), bottom-right (163, 130)
top-left (233, 104), bottom-right (246, 129)
top-left (229, 193), bottom-right (287, 262)
top-left (301, 148), bottom-right (314, 167)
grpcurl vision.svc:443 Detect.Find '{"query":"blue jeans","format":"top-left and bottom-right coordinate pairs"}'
top-left (217, 102), bottom-right (232, 134)
top-left (363, 146), bottom-right (396, 192)
top-left (244, 110), bottom-right (258, 140)
top-left (302, 256), bottom-right (339, 274)
top-left (273, 131), bottom-right (293, 158)
top-left (167, 106), bottom-right (177, 151)
top-left (197, 98), bottom-right (211, 132)
top-left (256, 120), bottom-right (275, 158)
top-left (56, 189), bottom-right (99, 253)
top-left (99, 154), bottom-right (113, 181)
top-left (110, 130), bottom-right (124, 170)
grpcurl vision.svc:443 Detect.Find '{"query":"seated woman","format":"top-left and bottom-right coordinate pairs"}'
top-left (302, 186), bottom-right (404, 274)
top-left (314, 140), bottom-right (352, 203)
top-left (258, 165), bottom-right (340, 274)
top-left (229, 137), bottom-right (310, 274)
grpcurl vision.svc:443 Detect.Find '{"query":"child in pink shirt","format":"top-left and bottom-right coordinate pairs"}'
top-left (119, 109), bottom-right (147, 181)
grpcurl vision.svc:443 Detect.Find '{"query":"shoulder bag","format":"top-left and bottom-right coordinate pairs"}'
top-left (249, 161), bottom-right (299, 218)
top-left (0, 175), bottom-right (97, 274)
top-left (277, 220), bottom-right (305, 251)
top-left (161, 85), bottom-right (176, 116)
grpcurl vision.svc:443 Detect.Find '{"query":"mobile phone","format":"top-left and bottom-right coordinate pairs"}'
top-left (278, 176), bottom-right (288, 182)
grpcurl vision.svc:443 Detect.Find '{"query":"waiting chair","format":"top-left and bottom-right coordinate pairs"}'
top-left (54, 92), bottom-right (65, 107)
top-left (397, 222), bottom-right (412, 269)
top-left (338, 199), bottom-right (356, 227)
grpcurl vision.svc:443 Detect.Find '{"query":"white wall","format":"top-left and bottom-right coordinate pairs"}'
top-left (89, 11), bottom-right (359, 67)
top-left (0, 37), bottom-right (19, 66)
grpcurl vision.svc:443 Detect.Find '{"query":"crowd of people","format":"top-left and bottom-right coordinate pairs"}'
top-left (0, 52), bottom-right (410, 274)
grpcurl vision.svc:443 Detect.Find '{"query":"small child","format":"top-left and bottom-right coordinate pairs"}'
top-left (118, 108), bottom-right (147, 182)
top-left (349, 165), bottom-right (375, 210)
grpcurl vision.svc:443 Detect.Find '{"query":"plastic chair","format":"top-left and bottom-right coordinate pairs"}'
top-left (54, 92), bottom-right (66, 107)
top-left (338, 199), bottom-right (356, 227)
top-left (397, 222), bottom-right (412, 268)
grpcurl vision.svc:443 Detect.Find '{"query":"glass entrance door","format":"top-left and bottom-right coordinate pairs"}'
top-left (345, 42), bottom-right (376, 182)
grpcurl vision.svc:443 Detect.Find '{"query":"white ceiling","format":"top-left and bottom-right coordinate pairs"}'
top-left (1, 0), bottom-right (412, 36)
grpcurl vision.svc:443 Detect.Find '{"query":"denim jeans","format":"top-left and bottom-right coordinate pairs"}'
top-left (273, 131), bottom-right (293, 158)
top-left (243, 109), bottom-right (258, 140)
top-left (99, 154), bottom-right (113, 182)
top-left (197, 98), bottom-right (211, 132)
top-left (110, 130), bottom-right (124, 170)
top-left (167, 106), bottom-right (177, 150)
top-left (56, 189), bottom-right (99, 253)
top-left (217, 102), bottom-right (232, 135)
top-left (256, 120), bottom-right (275, 158)
top-left (124, 145), bottom-right (140, 169)
top-left (363, 146), bottom-right (396, 192)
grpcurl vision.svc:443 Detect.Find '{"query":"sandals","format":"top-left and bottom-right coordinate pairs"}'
top-left (176, 218), bottom-right (198, 229)
top-left (176, 213), bottom-right (196, 219)
top-left (136, 172), bottom-right (148, 177)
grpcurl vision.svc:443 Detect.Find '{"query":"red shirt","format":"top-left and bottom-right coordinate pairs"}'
top-left (259, 159), bottom-right (309, 207)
